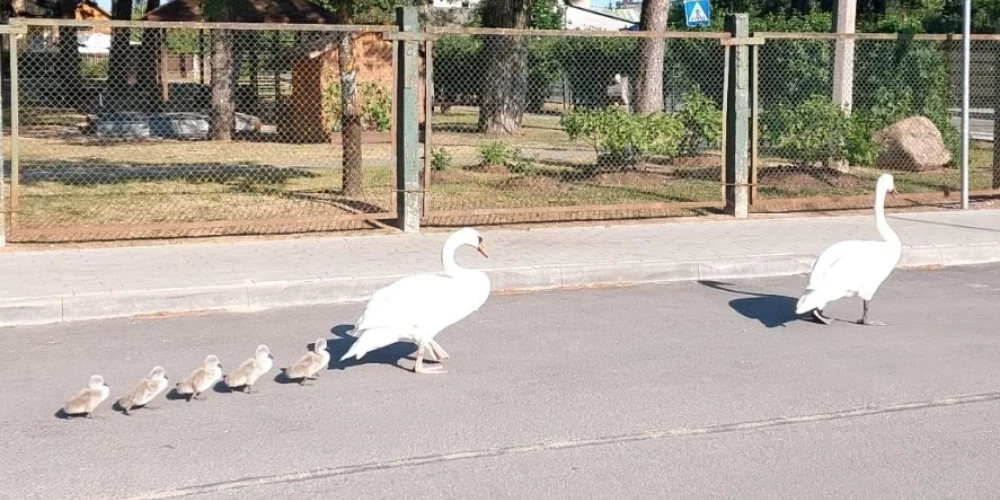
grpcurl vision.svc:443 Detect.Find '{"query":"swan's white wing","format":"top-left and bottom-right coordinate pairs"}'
top-left (342, 272), bottom-right (489, 362)
top-left (355, 273), bottom-right (489, 337)
top-left (798, 239), bottom-right (900, 315)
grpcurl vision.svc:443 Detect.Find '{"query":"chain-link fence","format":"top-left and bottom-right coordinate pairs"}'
top-left (3, 21), bottom-right (999, 243)
top-left (8, 20), bottom-right (398, 242)
top-left (421, 29), bottom-right (728, 227)
top-left (752, 33), bottom-right (999, 212)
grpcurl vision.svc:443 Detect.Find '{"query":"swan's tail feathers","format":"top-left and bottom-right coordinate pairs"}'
top-left (339, 327), bottom-right (394, 363)
top-left (795, 289), bottom-right (828, 315)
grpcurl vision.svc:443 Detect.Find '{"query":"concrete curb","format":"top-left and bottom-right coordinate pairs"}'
top-left (2, 242), bottom-right (999, 328)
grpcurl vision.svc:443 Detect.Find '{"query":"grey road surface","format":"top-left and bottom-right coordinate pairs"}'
top-left (3, 264), bottom-right (1000, 500)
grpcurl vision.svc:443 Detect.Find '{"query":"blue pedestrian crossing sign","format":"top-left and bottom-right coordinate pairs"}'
top-left (684, 0), bottom-right (711, 27)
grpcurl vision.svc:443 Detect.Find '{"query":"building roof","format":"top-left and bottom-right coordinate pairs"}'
top-left (141, 0), bottom-right (338, 23)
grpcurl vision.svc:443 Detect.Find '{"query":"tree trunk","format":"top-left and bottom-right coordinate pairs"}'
top-left (339, 33), bottom-right (364, 196)
top-left (478, 0), bottom-right (528, 135)
top-left (58, 26), bottom-right (83, 108)
top-left (107, 0), bottom-right (134, 103)
top-left (137, 0), bottom-right (163, 112)
top-left (635, 0), bottom-right (668, 114)
top-left (210, 29), bottom-right (234, 141)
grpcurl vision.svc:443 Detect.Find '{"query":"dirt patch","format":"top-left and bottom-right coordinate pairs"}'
top-left (498, 175), bottom-right (566, 192)
top-left (586, 171), bottom-right (670, 188)
top-left (430, 168), bottom-right (478, 185)
top-left (665, 155), bottom-right (720, 168)
top-left (759, 166), bottom-right (867, 190)
top-left (465, 163), bottom-right (511, 175)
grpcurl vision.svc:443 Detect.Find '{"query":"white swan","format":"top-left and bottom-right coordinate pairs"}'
top-left (340, 227), bottom-right (492, 374)
top-left (795, 173), bottom-right (902, 326)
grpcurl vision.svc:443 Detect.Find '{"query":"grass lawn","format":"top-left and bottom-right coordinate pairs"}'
top-left (3, 105), bottom-right (996, 240)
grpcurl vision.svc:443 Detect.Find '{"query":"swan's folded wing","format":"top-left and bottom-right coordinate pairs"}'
top-left (355, 274), bottom-right (457, 329)
top-left (807, 240), bottom-right (887, 292)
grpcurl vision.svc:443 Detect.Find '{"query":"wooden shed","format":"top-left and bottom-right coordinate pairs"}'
top-left (291, 31), bottom-right (426, 144)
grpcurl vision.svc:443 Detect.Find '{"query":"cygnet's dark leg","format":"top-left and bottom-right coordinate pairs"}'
top-left (856, 300), bottom-right (887, 326)
top-left (243, 385), bottom-right (252, 394)
top-left (811, 309), bottom-right (832, 325)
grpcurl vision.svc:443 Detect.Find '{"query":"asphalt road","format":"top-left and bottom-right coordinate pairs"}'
top-left (3, 264), bottom-right (1000, 499)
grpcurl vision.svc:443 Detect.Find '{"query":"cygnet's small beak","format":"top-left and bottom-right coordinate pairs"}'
top-left (268, 354), bottom-right (274, 360)
top-left (218, 363), bottom-right (223, 369)
top-left (103, 382), bottom-right (109, 387)
top-left (477, 243), bottom-right (489, 259)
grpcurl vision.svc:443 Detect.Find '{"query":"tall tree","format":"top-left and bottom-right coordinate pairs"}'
top-left (309, 0), bottom-right (369, 196)
top-left (635, 0), bottom-right (668, 114)
top-left (107, 0), bottom-right (134, 101)
top-left (204, 0), bottom-right (235, 141)
top-left (478, 0), bottom-right (529, 134)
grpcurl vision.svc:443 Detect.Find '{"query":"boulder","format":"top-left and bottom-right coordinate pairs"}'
top-left (873, 116), bottom-right (951, 172)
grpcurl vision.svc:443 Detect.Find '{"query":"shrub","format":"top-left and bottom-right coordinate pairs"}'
top-left (676, 89), bottom-right (722, 156)
top-left (761, 94), bottom-right (850, 166)
top-left (479, 141), bottom-right (514, 166)
top-left (431, 148), bottom-right (452, 171)
top-left (560, 106), bottom-right (684, 167)
top-left (359, 82), bottom-right (391, 132)
top-left (321, 82), bottom-right (392, 133)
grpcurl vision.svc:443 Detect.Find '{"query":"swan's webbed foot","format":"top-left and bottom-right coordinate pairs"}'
top-left (810, 309), bottom-right (832, 325)
top-left (413, 343), bottom-right (447, 375)
top-left (414, 364), bottom-right (447, 375)
top-left (429, 340), bottom-right (451, 360)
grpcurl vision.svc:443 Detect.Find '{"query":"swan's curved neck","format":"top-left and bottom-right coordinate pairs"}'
top-left (874, 187), bottom-right (900, 247)
top-left (441, 238), bottom-right (468, 277)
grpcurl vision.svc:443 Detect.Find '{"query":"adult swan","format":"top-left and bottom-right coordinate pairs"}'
top-left (340, 227), bottom-right (492, 374)
top-left (796, 173), bottom-right (902, 326)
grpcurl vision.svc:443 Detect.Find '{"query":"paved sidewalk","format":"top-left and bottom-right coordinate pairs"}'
top-left (1, 209), bottom-right (999, 326)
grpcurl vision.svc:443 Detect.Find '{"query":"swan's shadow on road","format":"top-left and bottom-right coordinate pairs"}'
top-left (698, 280), bottom-right (800, 328)
top-left (323, 324), bottom-right (417, 373)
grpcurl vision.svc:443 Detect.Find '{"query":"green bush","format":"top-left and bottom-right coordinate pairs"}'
top-left (432, 35), bottom-right (484, 112)
top-left (560, 106), bottom-right (685, 166)
top-left (676, 89), bottom-right (722, 156)
top-left (761, 94), bottom-right (850, 166)
top-left (359, 82), bottom-right (391, 132)
top-left (431, 148), bottom-right (453, 171)
top-left (479, 141), bottom-right (515, 166)
top-left (526, 38), bottom-right (563, 113)
top-left (321, 82), bottom-right (392, 133)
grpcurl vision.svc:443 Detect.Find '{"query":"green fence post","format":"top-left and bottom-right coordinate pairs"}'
top-left (724, 14), bottom-right (750, 219)
top-left (993, 21), bottom-right (1000, 190)
top-left (396, 6), bottom-right (421, 232)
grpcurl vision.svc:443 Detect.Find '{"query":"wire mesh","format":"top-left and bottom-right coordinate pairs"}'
top-left (422, 31), bottom-right (727, 227)
top-left (753, 34), bottom-right (999, 213)
top-left (10, 21), bottom-right (398, 242)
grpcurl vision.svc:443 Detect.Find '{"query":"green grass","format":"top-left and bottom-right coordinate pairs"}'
top-left (5, 107), bottom-right (998, 238)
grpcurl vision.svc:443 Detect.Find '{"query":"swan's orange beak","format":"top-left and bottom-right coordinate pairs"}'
top-left (477, 243), bottom-right (489, 259)
top-left (889, 188), bottom-right (898, 199)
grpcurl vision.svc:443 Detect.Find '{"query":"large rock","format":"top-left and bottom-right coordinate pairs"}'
top-left (873, 116), bottom-right (951, 172)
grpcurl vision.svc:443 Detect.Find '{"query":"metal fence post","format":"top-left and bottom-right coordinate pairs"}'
top-left (0, 30), bottom-right (5, 248)
top-left (395, 7), bottom-right (421, 233)
top-left (994, 21), bottom-right (1000, 190)
top-left (7, 21), bottom-right (21, 239)
top-left (724, 14), bottom-right (751, 219)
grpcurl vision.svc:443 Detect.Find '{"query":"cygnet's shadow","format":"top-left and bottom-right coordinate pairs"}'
top-left (326, 324), bottom-right (419, 373)
top-left (697, 280), bottom-right (800, 328)
top-left (164, 388), bottom-right (190, 401)
top-left (212, 379), bottom-right (234, 394)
